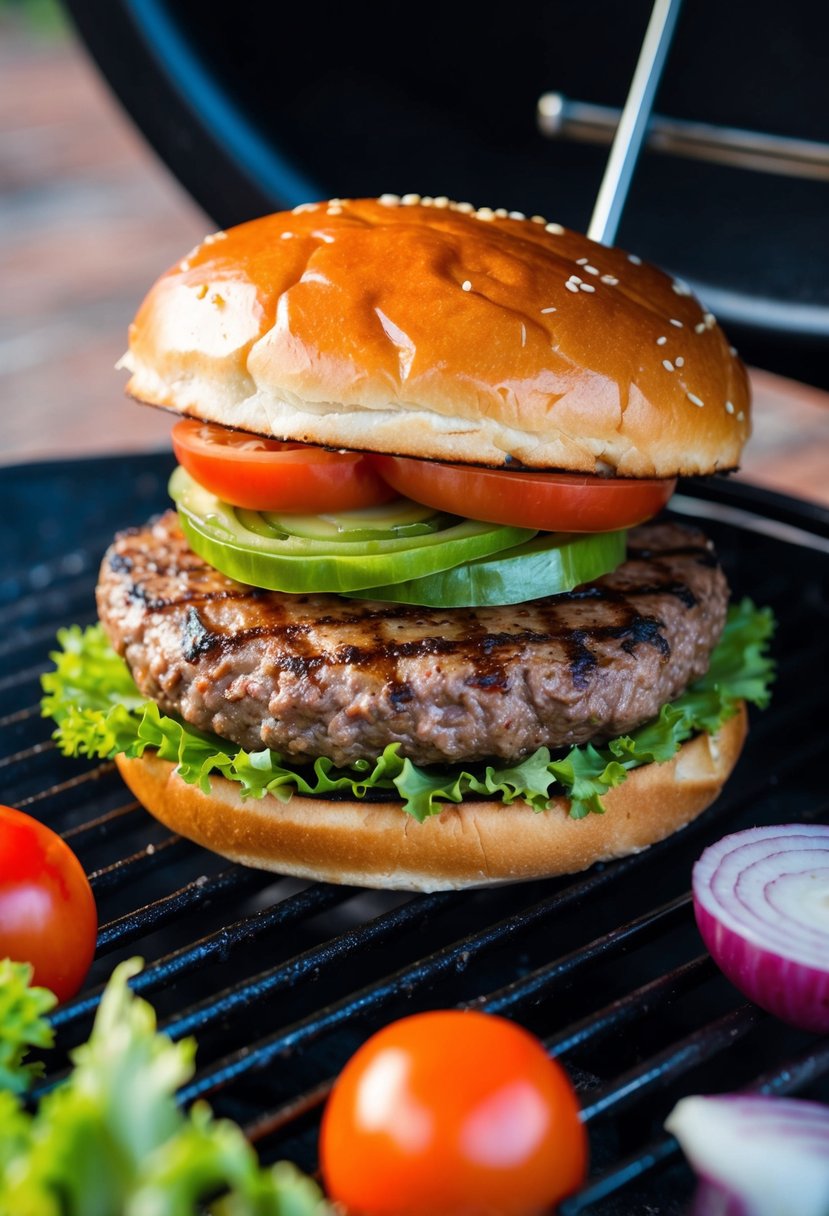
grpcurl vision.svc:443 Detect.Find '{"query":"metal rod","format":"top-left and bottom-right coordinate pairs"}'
top-left (587, 0), bottom-right (683, 244)
top-left (539, 93), bottom-right (829, 182)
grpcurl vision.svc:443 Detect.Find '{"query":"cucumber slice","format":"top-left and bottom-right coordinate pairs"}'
top-left (261, 498), bottom-right (446, 541)
top-left (348, 529), bottom-right (628, 606)
top-left (169, 467), bottom-right (535, 594)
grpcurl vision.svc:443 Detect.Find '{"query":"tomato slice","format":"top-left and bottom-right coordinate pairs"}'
top-left (372, 455), bottom-right (677, 532)
top-left (320, 1009), bottom-right (588, 1216)
top-left (171, 419), bottom-right (396, 512)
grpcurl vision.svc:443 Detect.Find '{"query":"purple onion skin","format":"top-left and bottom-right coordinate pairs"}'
top-left (667, 1093), bottom-right (829, 1216)
top-left (694, 895), bottom-right (829, 1034)
top-left (691, 1179), bottom-right (749, 1216)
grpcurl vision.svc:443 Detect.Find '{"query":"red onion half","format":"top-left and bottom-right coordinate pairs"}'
top-left (693, 824), bottom-right (829, 1033)
top-left (666, 1094), bottom-right (829, 1216)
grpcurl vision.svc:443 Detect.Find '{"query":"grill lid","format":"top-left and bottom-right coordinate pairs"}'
top-left (62, 0), bottom-right (829, 384)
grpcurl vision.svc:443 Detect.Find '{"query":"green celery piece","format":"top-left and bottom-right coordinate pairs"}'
top-left (42, 599), bottom-right (775, 823)
top-left (0, 960), bottom-right (56, 1094)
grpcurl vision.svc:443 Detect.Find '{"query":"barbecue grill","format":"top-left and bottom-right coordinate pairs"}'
top-left (6, 0), bottom-right (829, 1208)
top-left (2, 455), bottom-right (828, 1211)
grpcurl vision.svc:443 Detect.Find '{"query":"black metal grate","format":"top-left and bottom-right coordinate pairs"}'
top-left (2, 453), bottom-right (829, 1214)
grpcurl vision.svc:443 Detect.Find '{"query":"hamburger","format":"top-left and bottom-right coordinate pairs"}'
top-left (43, 195), bottom-right (774, 891)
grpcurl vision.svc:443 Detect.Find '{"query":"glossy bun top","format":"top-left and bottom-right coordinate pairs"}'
top-left (121, 195), bottom-right (750, 477)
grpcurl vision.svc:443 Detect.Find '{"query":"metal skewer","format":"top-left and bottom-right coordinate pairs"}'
top-left (587, 0), bottom-right (683, 244)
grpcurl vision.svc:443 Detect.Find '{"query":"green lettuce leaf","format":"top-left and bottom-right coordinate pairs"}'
top-left (0, 960), bottom-right (330, 1216)
top-left (41, 600), bottom-right (774, 822)
top-left (0, 961), bottom-right (56, 1095)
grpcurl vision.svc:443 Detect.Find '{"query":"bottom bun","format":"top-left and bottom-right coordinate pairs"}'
top-left (116, 705), bottom-right (748, 892)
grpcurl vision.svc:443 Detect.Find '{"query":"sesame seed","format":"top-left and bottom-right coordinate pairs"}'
top-left (565, 281), bottom-right (579, 293)
top-left (317, 232), bottom-right (335, 244)
top-left (672, 280), bottom-right (691, 295)
top-left (329, 198), bottom-right (346, 206)
top-left (292, 202), bottom-right (318, 214)
top-left (656, 336), bottom-right (667, 346)
top-left (434, 196), bottom-right (450, 208)
top-left (520, 322), bottom-right (527, 346)
top-left (662, 359), bottom-right (675, 372)
top-left (584, 265), bottom-right (599, 275)
top-left (327, 205), bottom-right (343, 215)
top-left (401, 193), bottom-right (421, 205)
top-left (687, 392), bottom-right (704, 407)
top-left (725, 400), bottom-right (735, 414)
top-left (576, 257), bottom-right (589, 265)
top-left (461, 280), bottom-right (472, 292)
top-left (545, 222), bottom-right (564, 235)
top-left (421, 196), bottom-right (434, 206)
top-left (568, 274), bottom-right (582, 284)
top-left (695, 322), bottom-right (706, 334)
top-left (579, 283), bottom-right (596, 293)
top-left (729, 345), bottom-right (738, 356)
top-left (704, 312), bottom-right (716, 327)
top-left (494, 208), bottom-right (508, 218)
top-left (541, 306), bottom-right (557, 314)
top-left (675, 356), bottom-right (685, 368)
top-left (195, 284), bottom-right (208, 299)
top-left (601, 274), bottom-right (619, 285)
top-left (378, 193), bottom-right (400, 206)
top-left (280, 231), bottom-right (293, 240)
top-left (509, 210), bottom-right (526, 220)
top-left (456, 201), bottom-right (474, 213)
top-left (531, 215), bottom-right (546, 224)
top-left (476, 208), bottom-right (495, 221)
top-left (628, 253), bottom-right (642, 265)
top-left (737, 410), bottom-right (745, 421)
top-left (670, 319), bottom-right (683, 328)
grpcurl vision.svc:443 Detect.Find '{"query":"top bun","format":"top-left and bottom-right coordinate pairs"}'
top-left (121, 195), bottom-right (750, 477)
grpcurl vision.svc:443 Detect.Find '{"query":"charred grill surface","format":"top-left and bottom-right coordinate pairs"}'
top-left (96, 514), bottom-right (729, 767)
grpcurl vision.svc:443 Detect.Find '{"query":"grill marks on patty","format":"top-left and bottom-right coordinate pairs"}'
top-left (96, 512), bottom-right (729, 767)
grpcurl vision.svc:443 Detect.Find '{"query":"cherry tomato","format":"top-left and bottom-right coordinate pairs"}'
top-left (171, 419), bottom-right (396, 512)
top-left (371, 455), bottom-right (676, 533)
top-left (0, 806), bottom-right (97, 1002)
top-left (320, 1010), bottom-right (588, 1216)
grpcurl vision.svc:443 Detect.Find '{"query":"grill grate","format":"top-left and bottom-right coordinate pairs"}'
top-left (2, 452), bottom-right (828, 1213)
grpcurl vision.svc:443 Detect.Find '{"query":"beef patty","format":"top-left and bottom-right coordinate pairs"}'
top-left (96, 512), bottom-right (729, 767)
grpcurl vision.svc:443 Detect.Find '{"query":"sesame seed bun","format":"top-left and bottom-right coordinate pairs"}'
top-left (115, 705), bottom-right (747, 892)
top-left (121, 197), bottom-right (750, 479)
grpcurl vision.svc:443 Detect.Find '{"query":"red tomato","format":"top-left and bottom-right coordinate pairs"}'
top-left (171, 420), bottom-right (397, 512)
top-left (320, 1010), bottom-right (587, 1216)
top-left (371, 455), bottom-right (676, 532)
top-left (0, 806), bottom-right (97, 1002)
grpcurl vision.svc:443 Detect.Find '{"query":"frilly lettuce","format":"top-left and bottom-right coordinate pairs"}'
top-left (0, 960), bottom-right (329, 1216)
top-left (0, 961), bottom-right (56, 1095)
top-left (41, 600), bottom-right (774, 822)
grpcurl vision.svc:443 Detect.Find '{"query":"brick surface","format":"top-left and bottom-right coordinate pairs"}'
top-left (0, 25), bottom-right (205, 463)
